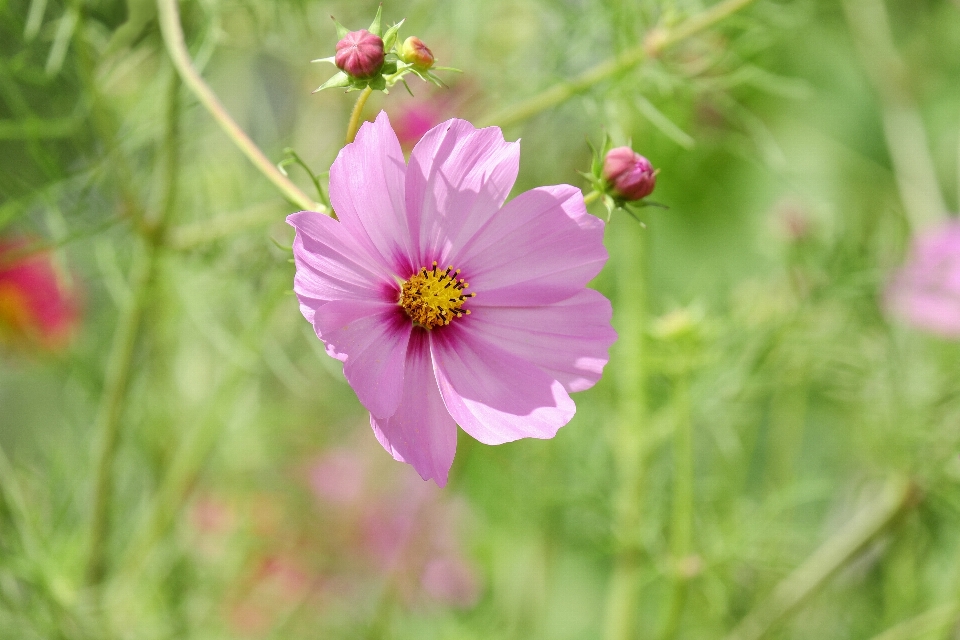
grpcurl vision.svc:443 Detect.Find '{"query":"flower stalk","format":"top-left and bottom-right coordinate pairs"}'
top-left (659, 372), bottom-right (694, 640)
top-left (85, 73), bottom-right (182, 588)
top-left (604, 225), bottom-right (648, 640)
top-left (346, 86), bottom-right (374, 144)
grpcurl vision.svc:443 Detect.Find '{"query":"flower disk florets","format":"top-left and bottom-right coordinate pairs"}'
top-left (399, 262), bottom-right (474, 329)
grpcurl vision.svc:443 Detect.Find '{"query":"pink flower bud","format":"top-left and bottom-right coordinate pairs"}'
top-left (602, 146), bottom-right (656, 201)
top-left (335, 29), bottom-right (385, 79)
top-left (399, 36), bottom-right (435, 71)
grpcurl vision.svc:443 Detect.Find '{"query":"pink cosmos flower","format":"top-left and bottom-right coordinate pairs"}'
top-left (288, 112), bottom-right (616, 486)
top-left (885, 221), bottom-right (960, 338)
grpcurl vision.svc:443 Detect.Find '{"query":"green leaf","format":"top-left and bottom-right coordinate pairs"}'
top-left (635, 95), bottom-right (695, 149)
top-left (368, 4), bottom-right (383, 36)
top-left (382, 19), bottom-right (405, 50)
top-left (313, 71), bottom-right (351, 93)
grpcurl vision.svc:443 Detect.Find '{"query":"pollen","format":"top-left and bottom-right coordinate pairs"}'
top-left (399, 261), bottom-right (475, 329)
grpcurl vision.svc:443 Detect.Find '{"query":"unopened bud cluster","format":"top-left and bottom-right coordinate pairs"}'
top-left (314, 6), bottom-right (453, 94)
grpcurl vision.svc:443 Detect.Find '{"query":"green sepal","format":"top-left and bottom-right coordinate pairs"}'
top-left (331, 16), bottom-right (349, 39)
top-left (401, 78), bottom-right (414, 96)
top-left (431, 66), bottom-right (462, 73)
top-left (313, 71), bottom-right (351, 93)
top-left (368, 4), bottom-right (382, 36)
top-left (382, 19), bottom-right (405, 50)
top-left (368, 75), bottom-right (387, 91)
top-left (381, 60), bottom-right (398, 75)
top-left (311, 56), bottom-right (336, 65)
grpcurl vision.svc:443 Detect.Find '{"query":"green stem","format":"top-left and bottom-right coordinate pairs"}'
top-left (724, 476), bottom-right (917, 640)
top-left (480, 0), bottom-right (760, 128)
top-left (85, 244), bottom-right (154, 587)
top-left (584, 190), bottom-right (602, 205)
top-left (155, 0), bottom-right (324, 213)
top-left (659, 373), bottom-right (694, 640)
top-left (346, 86), bottom-right (374, 144)
top-left (604, 224), bottom-right (647, 640)
top-left (842, 0), bottom-right (946, 230)
top-left (866, 604), bottom-right (960, 640)
top-left (167, 200), bottom-right (286, 250)
top-left (85, 73), bottom-right (182, 588)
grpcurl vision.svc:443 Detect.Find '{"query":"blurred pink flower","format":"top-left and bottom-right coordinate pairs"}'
top-left (0, 238), bottom-right (78, 349)
top-left (302, 435), bottom-right (482, 609)
top-left (307, 449), bottom-right (366, 505)
top-left (886, 221), bottom-right (960, 338)
top-left (288, 112), bottom-right (616, 486)
top-left (392, 101), bottom-right (445, 150)
top-left (191, 494), bottom-right (233, 535)
top-left (388, 83), bottom-right (474, 151)
top-left (421, 556), bottom-right (480, 608)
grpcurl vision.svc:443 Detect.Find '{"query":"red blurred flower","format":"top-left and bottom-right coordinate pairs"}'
top-left (0, 238), bottom-right (79, 350)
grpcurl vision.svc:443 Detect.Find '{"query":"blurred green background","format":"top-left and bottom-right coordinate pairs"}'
top-left (2, 0), bottom-right (960, 638)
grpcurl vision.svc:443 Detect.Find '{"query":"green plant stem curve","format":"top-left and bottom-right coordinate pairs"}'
top-left (480, 0), bottom-right (760, 128)
top-left (156, 0), bottom-right (324, 213)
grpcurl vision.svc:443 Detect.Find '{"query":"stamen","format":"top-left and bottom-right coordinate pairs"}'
top-left (398, 262), bottom-right (474, 330)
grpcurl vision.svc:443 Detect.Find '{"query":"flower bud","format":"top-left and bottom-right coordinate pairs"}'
top-left (399, 36), bottom-right (435, 71)
top-left (602, 147), bottom-right (656, 201)
top-left (335, 29), bottom-right (385, 79)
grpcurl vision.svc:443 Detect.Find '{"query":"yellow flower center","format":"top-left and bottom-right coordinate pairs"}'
top-left (399, 261), bottom-right (475, 329)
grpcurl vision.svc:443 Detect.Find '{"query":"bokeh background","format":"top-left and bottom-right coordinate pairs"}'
top-left (2, 0), bottom-right (960, 638)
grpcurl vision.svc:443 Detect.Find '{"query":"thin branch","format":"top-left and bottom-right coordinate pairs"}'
top-left (724, 476), bottom-right (918, 640)
top-left (167, 200), bottom-right (287, 249)
top-left (842, 0), bottom-right (947, 230)
top-left (479, 0), bottom-right (760, 128)
top-left (156, 0), bottom-right (325, 213)
top-left (866, 603), bottom-right (959, 640)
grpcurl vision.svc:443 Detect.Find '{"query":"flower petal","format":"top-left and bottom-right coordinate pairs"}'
top-left (329, 111), bottom-right (414, 275)
top-left (288, 210), bottom-right (395, 302)
top-left (370, 329), bottom-right (458, 486)
top-left (463, 289), bottom-right (616, 392)
top-left (455, 185), bottom-right (607, 306)
top-left (430, 325), bottom-right (575, 445)
top-left (405, 119), bottom-right (519, 267)
top-left (313, 299), bottom-right (412, 419)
